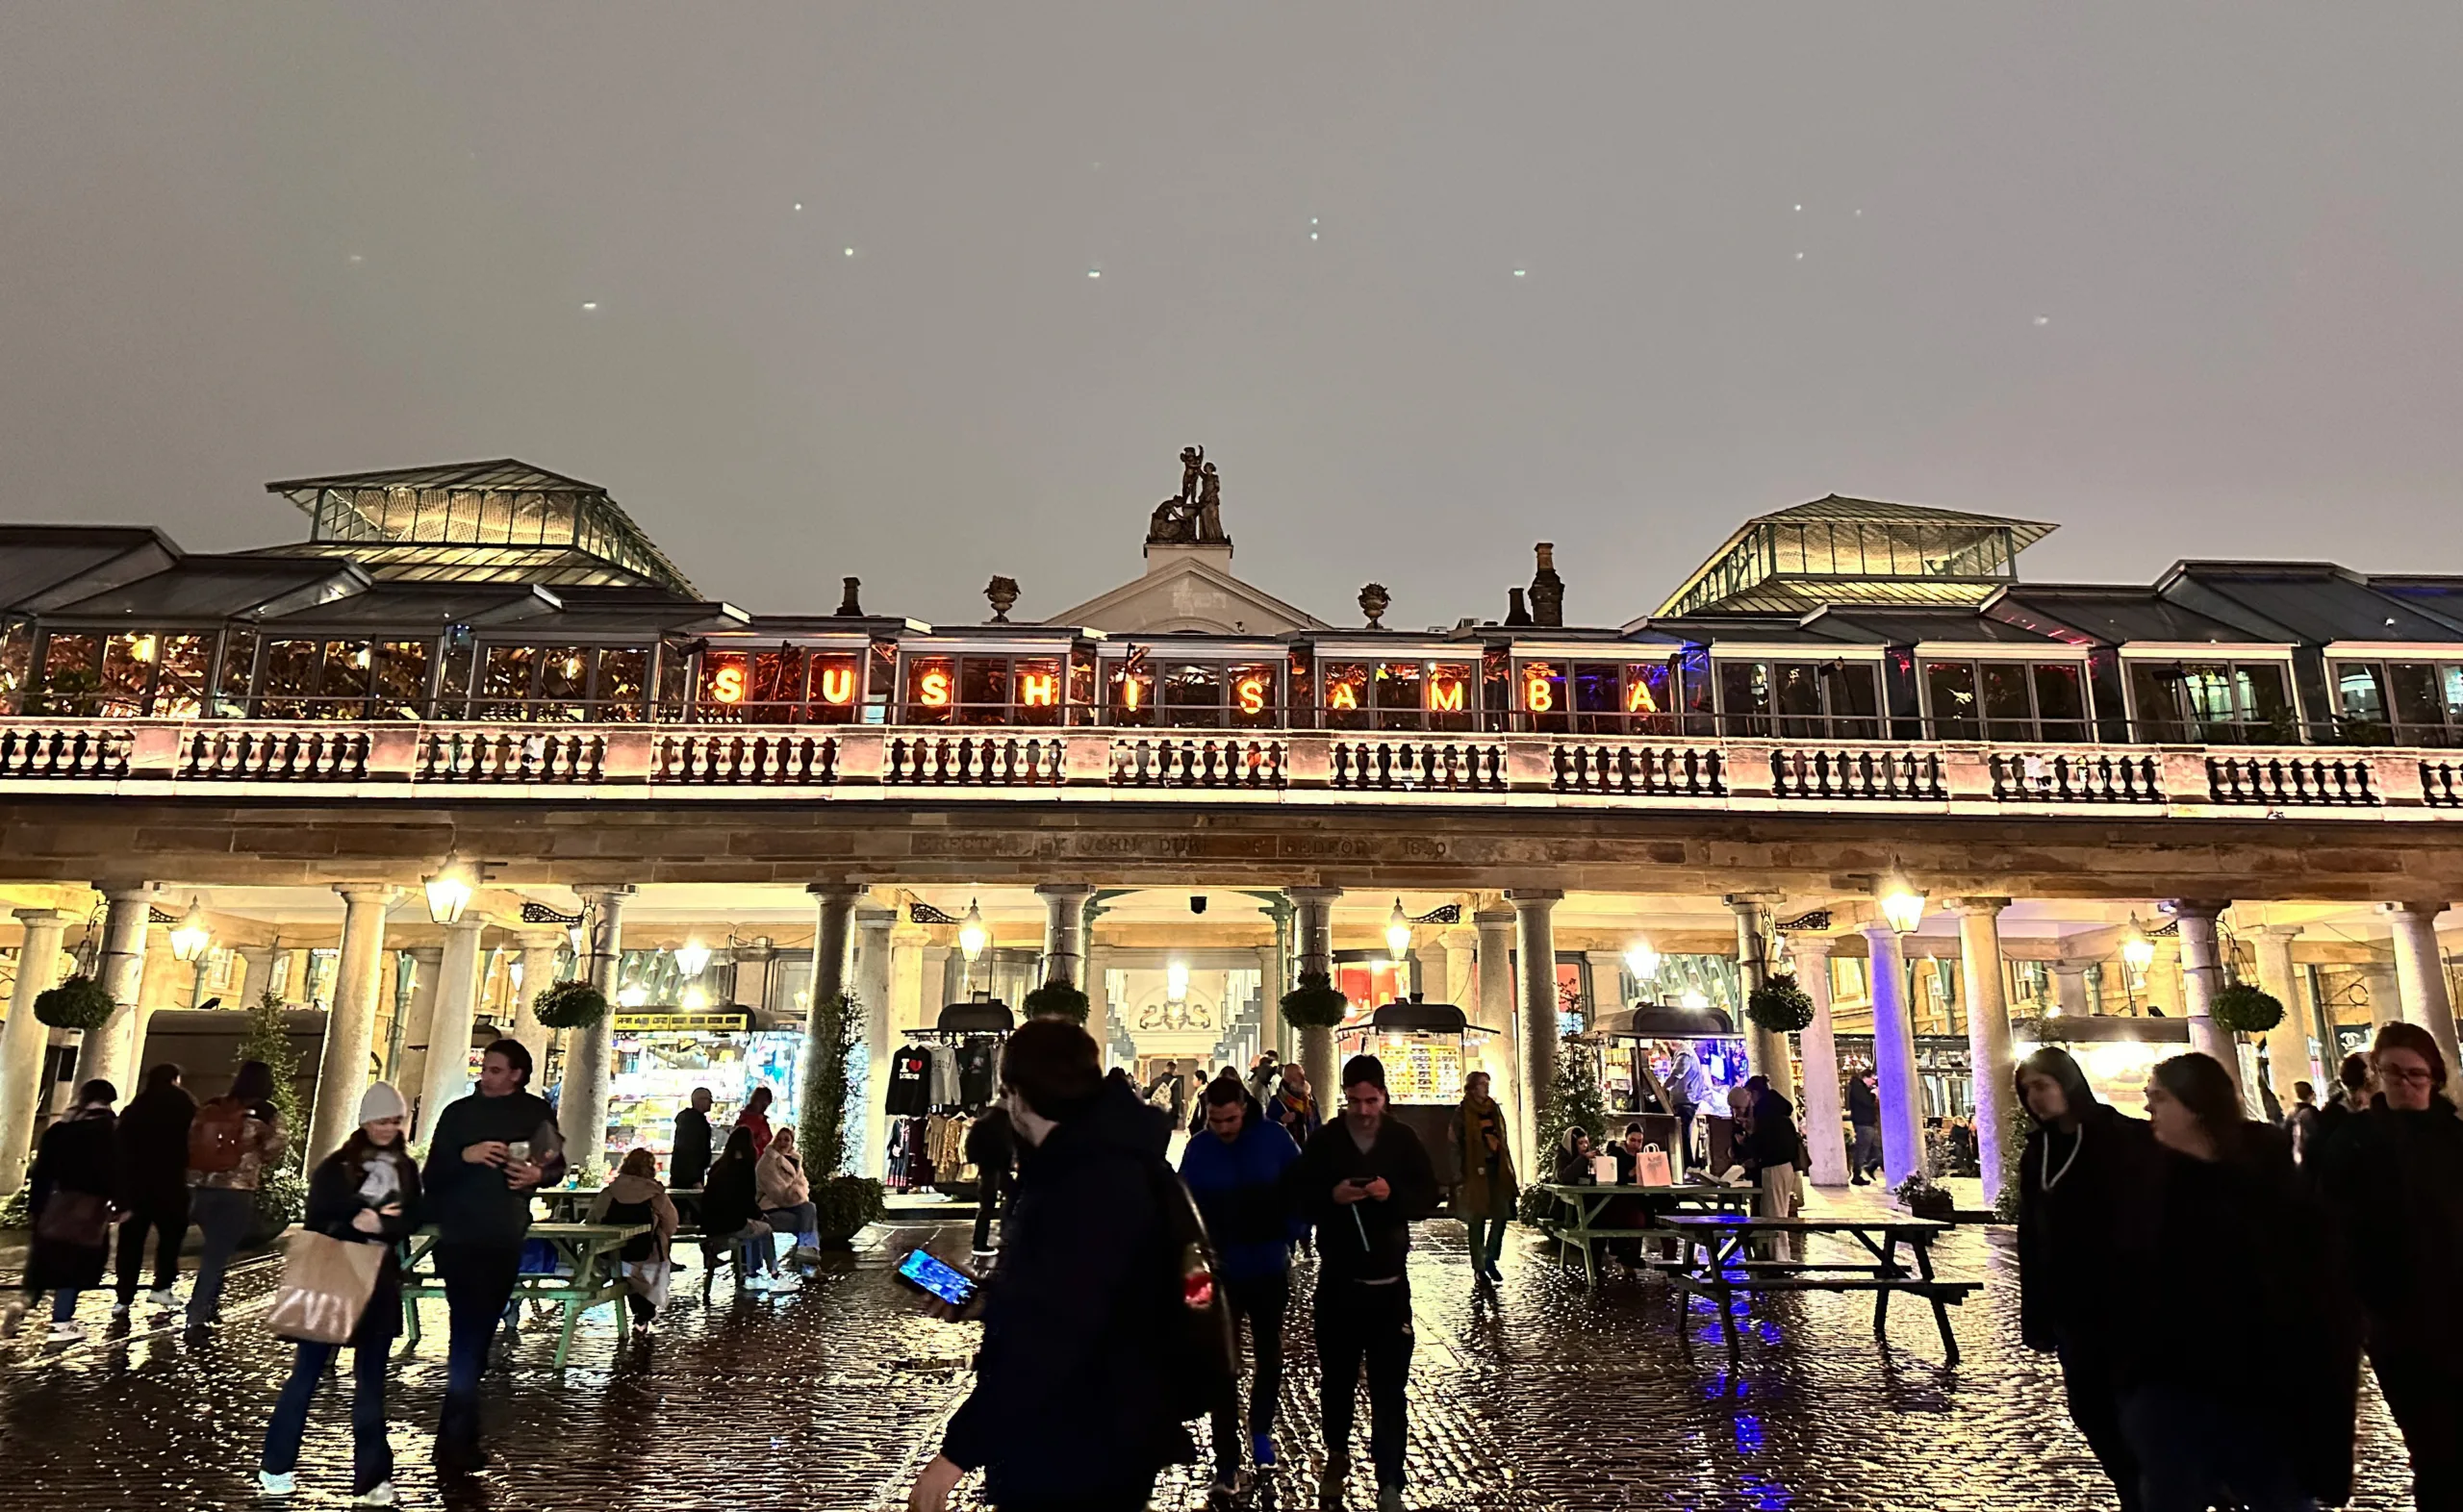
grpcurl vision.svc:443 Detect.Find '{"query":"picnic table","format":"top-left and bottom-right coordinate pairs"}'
top-left (1658, 1213), bottom-right (1980, 1366)
top-left (1529, 1180), bottom-right (1757, 1285)
top-left (535, 1186), bottom-right (702, 1224)
top-left (398, 1221), bottom-right (650, 1369)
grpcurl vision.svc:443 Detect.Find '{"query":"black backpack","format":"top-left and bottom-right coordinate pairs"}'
top-left (1147, 1161), bottom-right (1236, 1424)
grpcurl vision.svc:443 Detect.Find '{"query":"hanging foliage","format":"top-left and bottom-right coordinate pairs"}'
top-left (2211, 982), bottom-right (2286, 1035)
top-left (33, 975), bottom-right (114, 1031)
top-left (1022, 979), bottom-right (1091, 1024)
top-left (1279, 970), bottom-right (1350, 1030)
top-left (533, 978), bottom-right (610, 1030)
top-left (1744, 974), bottom-right (1816, 1034)
top-left (800, 992), bottom-right (859, 1178)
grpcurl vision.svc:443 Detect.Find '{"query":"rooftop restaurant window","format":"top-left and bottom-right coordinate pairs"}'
top-left (1517, 657), bottom-right (1689, 737)
top-left (447, 643), bottom-right (649, 722)
top-left (2331, 659), bottom-right (2463, 747)
top-left (1319, 661), bottom-right (1474, 733)
top-left (903, 653), bottom-right (1066, 726)
top-left (1920, 658), bottom-right (2091, 742)
top-left (0, 619), bottom-right (28, 717)
top-left (696, 647), bottom-right (859, 725)
top-left (1704, 657), bottom-right (1881, 740)
top-left (1108, 660), bottom-right (1279, 728)
top-left (2125, 658), bottom-right (2298, 744)
top-left (22, 630), bottom-right (221, 718)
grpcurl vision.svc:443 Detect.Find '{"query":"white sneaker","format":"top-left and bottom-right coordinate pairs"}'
top-left (46, 1321), bottom-right (85, 1343)
top-left (741, 1273), bottom-right (770, 1291)
top-left (0, 1300), bottom-right (22, 1339)
top-left (351, 1481), bottom-right (395, 1506)
top-left (257, 1469), bottom-right (295, 1497)
top-left (111, 1300), bottom-right (131, 1319)
top-left (766, 1273), bottom-right (798, 1292)
top-left (146, 1288), bottom-right (177, 1309)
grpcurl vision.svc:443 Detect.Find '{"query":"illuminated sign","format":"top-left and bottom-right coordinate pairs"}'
top-left (1121, 676), bottom-right (1144, 711)
top-left (817, 664), bottom-right (855, 704)
top-left (1235, 676), bottom-right (1268, 715)
top-left (919, 670), bottom-right (952, 707)
top-left (1329, 683), bottom-right (1358, 711)
top-left (712, 666), bottom-right (747, 704)
top-left (1525, 676), bottom-right (1553, 713)
top-left (1627, 679), bottom-right (1659, 714)
top-left (613, 1010), bottom-right (754, 1033)
top-left (1020, 672), bottom-right (1056, 707)
top-left (1429, 678), bottom-right (1463, 713)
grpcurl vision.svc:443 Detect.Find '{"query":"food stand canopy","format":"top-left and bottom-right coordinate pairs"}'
top-left (1599, 1003), bottom-right (1736, 1038)
top-left (1364, 1000), bottom-right (1471, 1034)
top-left (936, 999), bottom-right (1016, 1034)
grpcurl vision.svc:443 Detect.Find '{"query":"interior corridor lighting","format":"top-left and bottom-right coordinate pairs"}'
top-left (1878, 872), bottom-right (1927, 935)
top-left (673, 940), bottom-right (712, 979)
top-left (617, 985), bottom-right (650, 1009)
top-left (2120, 915), bottom-right (2157, 974)
top-left (958, 899), bottom-right (989, 964)
top-left (681, 985), bottom-right (709, 1011)
top-left (1167, 961), bottom-right (1190, 1003)
top-left (1624, 939), bottom-right (1661, 982)
top-left (1384, 898), bottom-right (1412, 962)
top-left (422, 854), bottom-right (477, 925)
top-left (168, 901), bottom-right (213, 964)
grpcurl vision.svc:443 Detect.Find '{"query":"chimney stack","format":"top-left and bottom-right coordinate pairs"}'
top-left (1504, 587), bottom-right (1534, 627)
top-left (1530, 542), bottom-right (1564, 628)
top-left (833, 576), bottom-right (864, 617)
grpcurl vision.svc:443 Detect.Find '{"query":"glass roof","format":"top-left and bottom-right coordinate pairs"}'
top-left (1993, 588), bottom-right (2251, 644)
top-left (2179, 568), bottom-right (2463, 644)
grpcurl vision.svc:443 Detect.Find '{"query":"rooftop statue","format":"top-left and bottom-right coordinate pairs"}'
top-left (1147, 445), bottom-right (1230, 546)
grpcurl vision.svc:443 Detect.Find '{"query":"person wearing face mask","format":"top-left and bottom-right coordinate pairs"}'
top-left (2014, 1046), bottom-right (2158, 1512)
top-left (2118, 1052), bottom-right (2356, 1512)
top-left (2313, 1021), bottom-right (2463, 1510)
top-left (258, 1082), bottom-right (422, 1505)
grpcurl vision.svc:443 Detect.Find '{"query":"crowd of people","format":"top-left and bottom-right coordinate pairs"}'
top-left (2016, 1023), bottom-right (2463, 1512)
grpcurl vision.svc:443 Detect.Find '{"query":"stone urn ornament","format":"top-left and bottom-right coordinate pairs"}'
top-left (1358, 582), bottom-right (1390, 629)
top-left (984, 575), bottom-right (1020, 623)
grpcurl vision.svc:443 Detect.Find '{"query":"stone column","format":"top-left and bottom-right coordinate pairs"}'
top-left (1474, 903), bottom-right (1523, 1170)
top-left (1416, 943), bottom-right (1451, 1005)
top-left (2171, 902), bottom-right (2240, 1103)
top-left (1510, 889), bottom-right (1563, 1164)
top-left (417, 919), bottom-right (487, 1143)
top-left (391, 945), bottom-right (444, 1097)
top-left (2360, 961), bottom-right (2402, 1030)
top-left (853, 902), bottom-right (897, 1179)
top-left (2051, 960), bottom-right (2093, 1019)
top-left (510, 928), bottom-right (565, 1071)
top-left (799, 884), bottom-right (862, 1171)
top-left (1090, 944), bottom-right (1119, 1064)
top-left (0, 909), bottom-right (72, 1194)
top-left (1951, 899), bottom-right (2019, 1207)
top-left (75, 885), bottom-right (156, 1091)
top-left (563, 885), bottom-right (634, 1174)
top-left (1287, 887), bottom-right (1342, 1108)
top-left (731, 939), bottom-right (776, 1014)
top-left (307, 886), bottom-right (398, 1165)
top-left (2386, 903), bottom-right (2459, 1086)
top-left (1441, 927), bottom-right (1478, 1009)
top-left (234, 945), bottom-right (281, 1008)
top-left (1864, 921), bottom-right (1926, 1190)
top-left (2253, 925), bottom-right (2321, 1099)
top-left (1035, 884), bottom-right (1094, 989)
top-left (1791, 936), bottom-right (1850, 1187)
top-left (1728, 894), bottom-right (1790, 1087)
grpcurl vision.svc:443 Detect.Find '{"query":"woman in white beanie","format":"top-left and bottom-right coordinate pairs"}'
top-left (258, 1081), bottom-right (421, 1505)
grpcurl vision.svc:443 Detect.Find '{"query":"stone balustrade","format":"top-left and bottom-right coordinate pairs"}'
top-left (2, 718), bottom-right (2459, 820)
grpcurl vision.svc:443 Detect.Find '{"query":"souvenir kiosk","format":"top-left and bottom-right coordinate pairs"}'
top-left (602, 1006), bottom-right (804, 1169)
top-left (1594, 1002), bottom-right (1746, 1174)
top-left (1333, 997), bottom-right (1496, 1198)
top-left (882, 996), bottom-right (1014, 1200)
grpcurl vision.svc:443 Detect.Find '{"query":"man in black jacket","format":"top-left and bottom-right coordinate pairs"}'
top-left (910, 1020), bottom-right (1187, 1512)
top-left (419, 1039), bottom-right (564, 1474)
top-left (671, 1086), bottom-right (714, 1190)
top-left (1288, 1054), bottom-right (1436, 1512)
top-left (113, 1062), bottom-right (195, 1315)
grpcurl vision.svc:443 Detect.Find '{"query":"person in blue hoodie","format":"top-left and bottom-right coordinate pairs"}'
top-left (1181, 1074), bottom-right (1306, 1492)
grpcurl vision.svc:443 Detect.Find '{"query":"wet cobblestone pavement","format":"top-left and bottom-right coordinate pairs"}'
top-left (0, 1219), bottom-right (2417, 1511)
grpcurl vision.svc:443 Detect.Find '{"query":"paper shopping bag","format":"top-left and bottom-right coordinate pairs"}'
top-left (1636, 1145), bottom-right (1675, 1187)
top-left (265, 1230), bottom-right (385, 1345)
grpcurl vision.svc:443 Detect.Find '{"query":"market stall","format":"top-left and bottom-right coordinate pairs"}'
top-left (1334, 999), bottom-right (1497, 1191)
top-left (882, 997), bottom-right (1013, 1198)
top-left (602, 1007), bottom-right (803, 1169)
top-left (1594, 1003), bottom-right (1744, 1172)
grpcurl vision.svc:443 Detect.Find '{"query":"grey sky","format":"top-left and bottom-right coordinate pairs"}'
top-left (3, 4), bottom-right (2458, 626)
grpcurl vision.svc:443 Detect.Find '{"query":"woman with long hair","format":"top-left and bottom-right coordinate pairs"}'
top-left (4, 1079), bottom-right (117, 1343)
top-left (1452, 1071), bottom-right (1516, 1287)
top-left (735, 1085), bottom-right (775, 1157)
top-left (2118, 1052), bottom-right (2354, 1512)
top-left (698, 1124), bottom-right (774, 1289)
top-left (589, 1147), bottom-right (679, 1337)
top-left (2014, 1046), bottom-right (2157, 1512)
top-left (188, 1058), bottom-right (288, 1327)
top-left (257, 1082), bottom-right (420, 1503)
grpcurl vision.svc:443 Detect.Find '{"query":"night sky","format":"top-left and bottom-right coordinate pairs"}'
top-left (4, 5), bottom-right (2458, 626)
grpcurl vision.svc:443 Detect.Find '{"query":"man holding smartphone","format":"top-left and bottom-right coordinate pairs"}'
top-left (420, 1039), bottom-right (565, 1474)
top-left (1286, 1054), bottom-right (1437, 1512)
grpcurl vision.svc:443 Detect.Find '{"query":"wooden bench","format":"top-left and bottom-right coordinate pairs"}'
top-left (1657, 1214), bottom-right (1982, 1366)
top-left (397, 1221), bottom-right (648, 1369)
top-left (1528, 1180), bottom-right (1756, 1285)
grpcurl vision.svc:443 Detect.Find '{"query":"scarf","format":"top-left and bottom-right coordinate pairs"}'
top-left (1460, 1096), bottom-right (1504, 1162)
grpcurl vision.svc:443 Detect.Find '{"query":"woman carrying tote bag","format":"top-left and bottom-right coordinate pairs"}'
top-left (258, 1082), bottom-right (421, 1505)
top-left (3, 1079), bottom-right (119, 1343)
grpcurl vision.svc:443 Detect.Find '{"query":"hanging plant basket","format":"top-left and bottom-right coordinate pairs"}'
top-left (33, 975), bottom-right (115, 1031)
top-left (533, 979), bottom-right (610, 1030)
top-left (1021, 980), bottom-right (1090, 1024)
top-left (1280, 971), bottom-right (1350, 1030)
top-left (2211, 982), bottom-right (2285, 1035)
top-left (1744, 974), bottom-right (1816, 1035)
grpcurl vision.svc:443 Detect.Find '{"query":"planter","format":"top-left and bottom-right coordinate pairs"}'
top-left (811, 1175), bottom-right (886, 1247)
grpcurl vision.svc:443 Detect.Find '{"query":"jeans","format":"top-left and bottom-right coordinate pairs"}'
top-left (1210, 1273), bottom-right (1289, 1474)
top-left (187, 1186), bottom-right (256, 1323)
top-left (761, 1201), bottom-right (819, 1258)
top-left (435, 1243), bottom-right (522, 1466)
top-left (2120, 1383), bottom-right (2314, 1512)
top-left (262, 1338), bottom-right (393, 1495)
top-left (1316, 1278), bottom-right (1413, 1489)
top-left (972, 1174), bottom-right (1003, 1253)
top-left (2373, 1350), bottom-right (2463, 1512)
top-left (114, 1192), bottom-right (190, 1301)
top-left (22, 1288), bottom-right (79, 1323)
top-left (2058, 1341), bottom-right (2143, 1512)
top-left (1673, 1106), bottom-right (1697, 1170)
top-left (1851, 1125), bottom-right (1883, 1178)
top-left (734, 1234), bottom-right (774, 1277)
top-left (1463, 1216), bottom-right (1508, 1275)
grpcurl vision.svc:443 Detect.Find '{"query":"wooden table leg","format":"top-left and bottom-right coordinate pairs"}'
top-left (1872, 1233), bottom-right (1898, 1337)
top-left (1714, 1232), bottom-right (1741, 1364)
top-left (1913, 1235), bottom-right (1958, 1366)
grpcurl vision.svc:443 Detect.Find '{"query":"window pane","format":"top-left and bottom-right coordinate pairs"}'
top-left (216, 630), bottom-right (258, 718)
top-left (906, 657), bottom-right (956, 723)
top-left (2130, 663), bottom-right (2185, 743)
top-left (1517, 660), bottom-right (1566, 733)
top-left (0, 621), bottom-right (27, 717)
top-left (1717, 661), bottom-right (1770, 736)
top-left (960, 657), bottom-right (1010, 722)
top-left (1163, 663), bottom-right (1223, 728)
top-left (1827, 662), bottom-right (1880, 740)
top-left (2032, 662), bottom-right (2086, 741)
top-left (478, 644), bottom-right (534, 719)
top-left (366, 641), bottom-right (426, 719)
top-left (2446, 666), bottom-right (2463, 728)
top-left (1572, 663), bottom-right (1621, 736)
top-left (259, 639), bottom-right (318, 720)
top-left (99, 633), bottom-right (154, 718)
top-left (1980, 662), bottom-right (2033, 741)
top-left (1227, 664), bottom-right (1278, 729)
top-left (2389, 664), bottom-right (2444, 735)
top-left (2234, 664), bottom-right (2294, 741)
top-left (699, 650), bottom-right (751, 721)
top-left (1324, 662), bottom-right (1370, 730)
top-left (1625, 661), bottom-right (1675, 735)
top-left (598, 647), bottom-right (649, 722)
top-left (1772, 663), bottom-right (1823, 739)
top-left (2178, 665), bottom-right (2235, 740)
top-left (1372, 663), bottom-right (1424, 732)
top-left (1924, 661), bottom-right (1977, 738)
top-left (1108, 663), bottom-right (1155, 726)
top-left (1014, 657), bottom-right (1063, 726)
top-left (1426, 662), bottom-right (1473, 732)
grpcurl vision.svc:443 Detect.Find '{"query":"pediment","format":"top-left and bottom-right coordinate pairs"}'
top-left (1043, 554), bottom-right (1329, 635)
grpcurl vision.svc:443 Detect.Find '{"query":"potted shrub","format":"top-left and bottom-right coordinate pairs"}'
top-left (533, 978), bottom-right (610, 1030)
top-left (32, 975), bottom-right (114, 1031)
top-left (1022, 979), bottom-right (1090, 1024)
top-left (2211, 982), bottom-right (2285, 1035)
top-left (1744, 974), bottom-right (1816, 1035)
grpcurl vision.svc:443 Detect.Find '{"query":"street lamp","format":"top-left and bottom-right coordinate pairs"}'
top-left (1624, 938), bottom-right (1661, 985)
top-left (1166, 960), bottom-right (1189, 1003)
top-left (673, 939), bottom-right (712, 980)
top-left (169, 900), bottom-right (213, 964)
top-left (1878, 871), bottom-right (1927, 935)
top-left (422, 853), bottom-right (477, 925)
top-left (957, 898), bottom-right (988, 964)
top-left (1384, 898), bottom-right (1412, 963)
top-left (2120, 913), bottom-right (2156, 1012)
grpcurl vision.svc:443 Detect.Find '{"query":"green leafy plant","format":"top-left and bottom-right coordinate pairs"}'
top-left (534, 978), bottom-right (610, 1030)
top-left (1021, 979), bottom-right (1090, 1024)
top-left (33, 974), bottom-right (114, 1031)
top-left (2211, 982), bottom-right (2286, 1035)
top-left (812, 1174), bottom-right (886, 1247)
top-left (0, 1187), bottom-right (28, 1231)
top-left (1279, 971), bottom-right (1350, 1030)
top-left (237, 987), bottom-right (305, 1163)
top-left (249, 1164), bottom-right (308, 1243)
top-left (1744, 974), bottom-right (1816, 1035)
top-left (1894, 1173), bottom-right (1955, 1220)
top-left (1518, 1037), bottom-right (1610, 1224)
top-left (800, 992), bottom-right (858, 1180)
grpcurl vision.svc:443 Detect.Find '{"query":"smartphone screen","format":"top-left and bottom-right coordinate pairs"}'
top-left (897, 1248), bottom-right (977, 1307)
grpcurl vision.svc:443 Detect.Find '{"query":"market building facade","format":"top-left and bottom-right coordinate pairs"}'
top-left (2, 456), bottom-right (2459, 1206)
